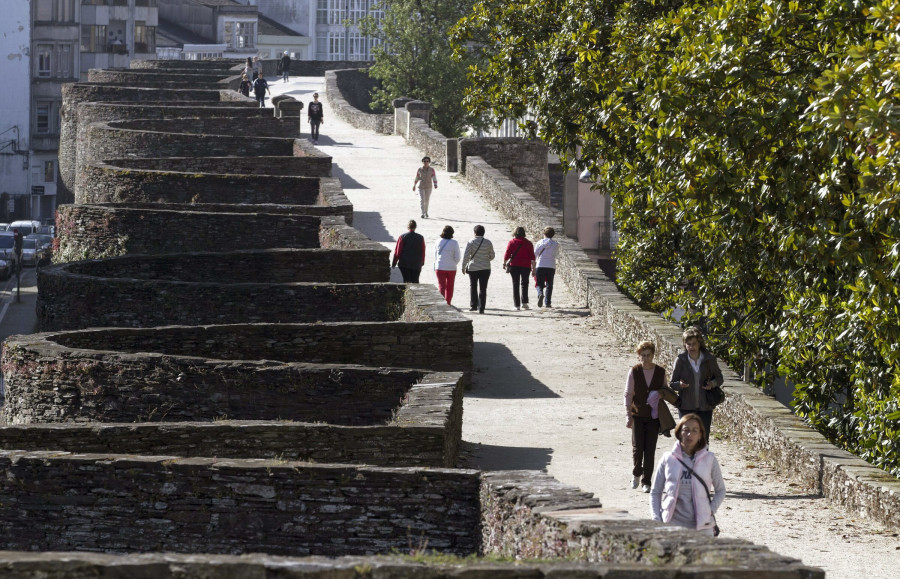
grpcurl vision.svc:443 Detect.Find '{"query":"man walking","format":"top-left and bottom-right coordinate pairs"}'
top-left (280, 51), bottom-right (291, 83)
top-left (392, 220), bottom-right (426, 283)
top-left (308, 93), bottom-right (324, 143)
top-left (253, 73), bottom-right (270, 108)
top-left (413, 156), bottom-right (438, 218)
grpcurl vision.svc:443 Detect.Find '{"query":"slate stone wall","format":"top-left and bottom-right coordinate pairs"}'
top-left (480, 471), bottom-right (823, 577)
top-left (99, 155), bottom-right (332, 177)
top-left (54, 204), bottom-right (326, 261)
top-left (129, 59), bottom-right (242, 72)
top-left (459, 138), bottom-right (551, 206)
top-left (37, 279), bottom-right (406, 331)
top-left (78, 163), bottom-right (338, 207)
top-left (87, 69), bottom-right (232, 88)
top-left (0, 451), bottom-right (482, 557)
top-left (0, 371), bottom-right (463, 467)
top-left (324, 70), bottom-right (393, 134)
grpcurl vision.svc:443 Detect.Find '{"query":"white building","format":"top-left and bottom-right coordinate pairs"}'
top-left (0, 1), bottom-right (33, 222)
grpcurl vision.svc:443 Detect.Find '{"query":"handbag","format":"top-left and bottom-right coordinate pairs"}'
top-left (504, 242), bottom-right (522, 274)
top-left (675, 457), bottom-right (721, 536)
top-left (463, 238), bottom-right (484, 275)
top-left (704, 385), bottom-right (726, 407)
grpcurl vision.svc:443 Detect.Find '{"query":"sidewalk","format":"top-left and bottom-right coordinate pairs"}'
top-left (271, 76), bottom-right (899, 578)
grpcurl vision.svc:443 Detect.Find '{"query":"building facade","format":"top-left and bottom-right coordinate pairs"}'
top-left (26, 0), bottom-right (158, 223)
top-left (0, 0), bottom-right (32, 222)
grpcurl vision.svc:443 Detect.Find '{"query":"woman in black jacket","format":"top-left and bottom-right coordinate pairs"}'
top-left (670, 327), bottom-right (724, 438)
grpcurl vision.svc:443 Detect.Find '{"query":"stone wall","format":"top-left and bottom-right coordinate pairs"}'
top-left (38, 279), bottom-right (406, 330)
top-left (459, 138), bottom-right (551, 206)
top-left (462, 159), bottom-right (900, 531)
top-left (480, 471), bottom-right (823, 577)
top-left (324, 70), bottom-right (393, 134)
top-left (0, 371), bottom-right (463, 467)
top-left (0, 451), bottom-right (482, 557)
top-left (0, 552), bottom-right (827, 578)
top-left (77, 163), bottom-right (349, 218)
top-left (55, 204), bottom-right (326, 261)
top-left (331, 68), bottom-right (380, 113)
top-left (86, 69), bottom-right (232, 88)
top-left (129, 59), bottom-right (242, 72)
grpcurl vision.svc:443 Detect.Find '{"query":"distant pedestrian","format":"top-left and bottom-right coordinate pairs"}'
top-left (243, 57), bottom-right (253, 82)
top-left (625, 340), bottom-right (674, 493)
top-left (308, 93), bottom-right (324, 143)
top-left (533, 226), bottom-right (559, 308)
top-left (252, 56), bottom-right (262, 81)
top-left (281, 51), bottom-right (291, 83)
top-left (462, 225), bottom-right (495, 314)
top-left (391, 220), bottom-right (425, 283)
top-left (502, 226), bottom-right (535, 311)
top-left (239, 73), bottom-right (252, 97)
top-left (252, 74), bottom-right (270, 108)
top-left (433, 225), bottom-right (460, 305)
top-left (413, 156), bottom-right (437, 218)
top-left (670, 326), bottom-right (725, 438)
top-left (650, 413), bottom-right (725, 535)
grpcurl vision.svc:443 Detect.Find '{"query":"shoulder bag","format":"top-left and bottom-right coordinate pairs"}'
top-left (675, 456), bottom-right (721, 536)
top-left (503, 243), bottom-right (522, 274)
top-left (463, 238), bottom-right (484, 275)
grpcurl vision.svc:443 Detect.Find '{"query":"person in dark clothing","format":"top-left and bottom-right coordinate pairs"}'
top-left (253, 74), bottom-right (270, 108)
top-left (281, 51), bottom-right (291, 83)
top-left (307, 93), bottom-right (324, 143)
top-left (625, 340), bottom-right (671, 492)
top-left (239, 73), bottom-right (252, 97)
top-left (391, 220), bottom-right (426, 283)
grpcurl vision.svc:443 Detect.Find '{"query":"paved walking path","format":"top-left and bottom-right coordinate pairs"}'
top-left (272, 76), bottom-right (899, 577)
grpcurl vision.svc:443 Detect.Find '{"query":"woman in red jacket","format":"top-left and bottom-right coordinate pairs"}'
top-left (503, 226), bottom-right (536, 311)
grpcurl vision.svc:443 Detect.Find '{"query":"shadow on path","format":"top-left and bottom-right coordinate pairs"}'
top-left (331, 162), bottom-right (368, 190)
top-left (459, 440), bottom-right (553, 471)
top-left (470, 341), bottom-right (560, 399)
top-left (352, 211), bottom-right (394, 243)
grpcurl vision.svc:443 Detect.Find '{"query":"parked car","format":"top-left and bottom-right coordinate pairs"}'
top-left (7, 220), bottom-right (41, 236)
top-left (0, 233), bottom-right (18, 279)
top-left (22, 235), bottom-right (51, 267)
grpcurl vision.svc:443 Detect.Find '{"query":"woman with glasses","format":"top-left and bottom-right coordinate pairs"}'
top-left (650, 413), bottom-right (725, 535)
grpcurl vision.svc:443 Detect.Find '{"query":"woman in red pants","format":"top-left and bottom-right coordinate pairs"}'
top-left (433, 225), bottom-right (460, 305)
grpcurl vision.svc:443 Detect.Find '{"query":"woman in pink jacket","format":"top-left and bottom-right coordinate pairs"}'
top-left (650, 413), bottom-right (726, 535)
top-left (502, 226), bottom-right (535, 311)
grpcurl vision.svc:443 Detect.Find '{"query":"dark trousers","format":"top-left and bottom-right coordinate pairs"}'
top-left (310, 120), bottom-right (321, 140)
top-left (256, 94), bottom-right (266, 107)
top-left (510, 265), bottom-right (531, 307)
top-left (536, 267), bottom-right (555, 306)
top-left (468, 269), bottom-right (490, 311)
top-left (399, 266), bottom-right (421, 283)
top-left (632, 416), bottom-right (660, 486)
top-left (678, 408), bottom-right (714, 439)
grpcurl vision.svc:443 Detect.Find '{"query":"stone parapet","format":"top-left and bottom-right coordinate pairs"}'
top-left (0, 371), bottom-right (462, 467)
top-left (462, 158), bottom-right (900, 531)
top-left (129, 59), bottom-right (242, 72)
top-left (86, 69), bottom-right (233, 88)
top-left (459, 138), bottom-right (550, 206)
top-left (480, 471), bottom-right (823, 576)
top-left (324, 70), bottom-right (393, 134)
top-left (55, 204), bottom-right (326, 261)
top-left (0, 451), bottom-right (482, 556)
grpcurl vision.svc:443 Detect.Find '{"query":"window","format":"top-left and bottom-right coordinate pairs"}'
top-left (44, 161), bottom-right (55, 183)
top-left (81, 25), bottom-right (107, 53)
top-left (37, 0), bottom-right (76, 22)
top-left (37, 45), bottom-right (52, 78)
top-left (224, 21), bottom-right (253, 50)
top-left (36, 104), bottom-right (51, 134)
top-left (347, 32), bottom-right (366, 61)
top-left (134, 22), bottom-right (156, 53)
top-left (57, 44), bottom-right (72, 77)
top-left (81, 0), bottom-right (108, 5)
top-left (317, 0), bottom-right (345, 25)
top-left (135, 0), bottom-right (157, 6)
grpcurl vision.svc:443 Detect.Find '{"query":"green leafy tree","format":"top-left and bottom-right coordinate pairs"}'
top-left (359, 0), bottom-right (482, 137)
top-left (453, 0), bottom-right (900, 475)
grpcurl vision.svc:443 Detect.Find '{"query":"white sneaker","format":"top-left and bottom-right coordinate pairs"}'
top-left (631, 476), bottom-right (640, 489)
top-left (515, 307), bottom-right (520, 311)
top-left (641, 484), bottom-right (651, 493)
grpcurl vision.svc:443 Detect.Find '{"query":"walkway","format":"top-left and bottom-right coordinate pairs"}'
top-left (271, 76), bottom-right (899, 577)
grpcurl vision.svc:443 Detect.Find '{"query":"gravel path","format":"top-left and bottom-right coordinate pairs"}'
top-left (274, 76), bottom-right (900, 578)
